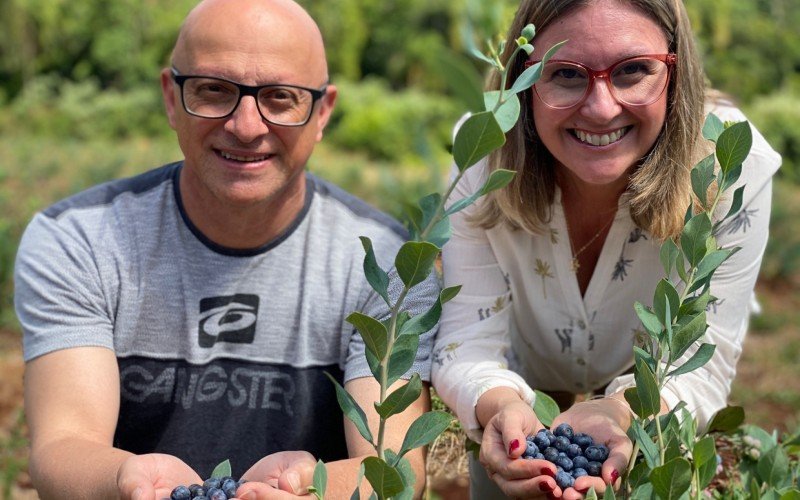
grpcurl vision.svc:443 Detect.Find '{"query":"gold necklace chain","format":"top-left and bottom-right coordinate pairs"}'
top-left (566, 213), bottom-right (615, 273)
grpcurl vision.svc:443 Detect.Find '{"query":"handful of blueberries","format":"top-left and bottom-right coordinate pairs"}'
top-left (522, 423), bottom-right (609, 490)
top-left (169, 476), bottom-right (247, 500)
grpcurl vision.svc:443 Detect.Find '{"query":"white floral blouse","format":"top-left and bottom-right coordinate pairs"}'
top-left (431, 103), bottom-right (782, 442)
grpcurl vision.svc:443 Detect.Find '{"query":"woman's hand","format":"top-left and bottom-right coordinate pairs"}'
top-left (550, 397), bottom-right (633, 499)
top-left (476, 389), bottom-right (560, 498)
top-left (235, 451), bottom-right (317, 499)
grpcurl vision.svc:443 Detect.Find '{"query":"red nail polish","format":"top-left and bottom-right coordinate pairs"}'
top-left (611, 469), bottom-right (620, 483)
top-left (539, 482), bottom-right (554, 492)
top-left (509, 439), bottom-right (520, 454)
top-left (543, 467), bottom-right (556, 477)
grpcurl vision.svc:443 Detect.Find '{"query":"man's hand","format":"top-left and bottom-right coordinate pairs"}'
top-left (235, 451), bottom-right (317, 499)
top-left (116, 453), bottom-right (202, 500)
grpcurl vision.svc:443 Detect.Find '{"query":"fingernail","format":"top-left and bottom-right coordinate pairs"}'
top-left (577, 486), bottom-right (590, 494)
top-left (611, 469), bottom-right (620, 483)
top-left (542, 467), bottom-right (556, 477)
top-left (539, 482), bottom-right (554, 492)
top-left (239, 492), bottom-right (256, 500)
top-left (287, 471), bottom-right (302, 494)
top-left (509, 439), bottom-right (520, 454)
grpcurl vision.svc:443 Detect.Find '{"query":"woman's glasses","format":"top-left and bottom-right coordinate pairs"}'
top-left (526, 54), bottom-right (676, 109)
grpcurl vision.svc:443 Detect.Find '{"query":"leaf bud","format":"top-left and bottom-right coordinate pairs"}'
top-left (516, 36), bottom-right (527, 47)
top-left (521, 44), bottom-right (534, 55)
top-left (521, 24), bottom-right (536, 40)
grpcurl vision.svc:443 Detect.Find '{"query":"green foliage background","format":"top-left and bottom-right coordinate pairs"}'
top-left (0, 0), bottom-right (798, 414)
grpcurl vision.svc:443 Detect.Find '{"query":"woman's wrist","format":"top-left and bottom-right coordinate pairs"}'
top-left (475, 387), bottom-right (528, 428)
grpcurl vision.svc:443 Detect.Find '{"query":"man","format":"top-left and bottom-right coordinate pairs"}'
top-left (14, 0), bottom-right (437, 498)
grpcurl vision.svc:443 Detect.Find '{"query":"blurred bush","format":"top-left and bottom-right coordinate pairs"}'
top-left (328, 78), bottom-right (459, 164)
top-left (0, 75), bottom-right (170, 139)
top-left (759, 180), bottom-right (800, 285)
top-left (746, 91), bottom-right (800, 184)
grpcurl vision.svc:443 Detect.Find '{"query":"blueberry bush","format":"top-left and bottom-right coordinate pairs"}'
top-left (309, 25), bottom-right (564, 500)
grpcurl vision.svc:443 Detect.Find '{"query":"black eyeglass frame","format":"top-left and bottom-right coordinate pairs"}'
top-left (525, 53), bottom-right (677, 109)
top-left (170, 67), bottom-right (328, 127)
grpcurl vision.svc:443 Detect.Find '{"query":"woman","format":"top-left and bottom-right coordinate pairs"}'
top-left (431, 0), bottom-right (782, 498)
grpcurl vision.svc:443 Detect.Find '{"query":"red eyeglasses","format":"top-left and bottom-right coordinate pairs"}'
top-left (525, 54), bottom-right (676, 109)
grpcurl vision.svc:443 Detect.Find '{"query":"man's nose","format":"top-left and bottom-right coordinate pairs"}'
top-left (224, 96), bottom-right (270, 142)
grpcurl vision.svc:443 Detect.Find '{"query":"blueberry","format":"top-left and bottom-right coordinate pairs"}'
top-left (524, 441), bottom-right (539, 458)
top-left (170, 485), bottom-right (192, 500)
top-left (554, 436), bottom-right (571, 452)
top-left (572, 468), bottom-right (588, 478)
top-left (203, 478), bottom-right (221, 490)
top-left (534, 430), bottom-right (551, 448)
top-left (206, 487), bottom-right (226, 500)
top-left (188, 485), bottom-right (205, 498)
top-left (221, 478), bottom-right (238, 498)
top-left (587, 461), bottom-right (602, 477)
top-left (573, 432), bottom-right (594, 449)
top-left (545, 429), bottom-right (556, 442)
top-left (534, 453), bottom-right (545, 460)
top-left (566, 443), bottom-right (583, 458)
top-left (555, 470), bottom-right (575, 489)
top-left (543, 447), bottom-right (559, 462)
top-left (553, 455), bottom-right (573, 472)
top-left (573, 455), bottom-right (589, 470)
top-left (191, 496), bottom-right (208, 500)
top-left (585, 445), bottom-right (609, 462)
top-left (554, 423), bottom-right (574, 440)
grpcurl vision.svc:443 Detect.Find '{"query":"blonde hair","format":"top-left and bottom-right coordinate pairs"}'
top-left (472, 0), bottom-right (706, 240)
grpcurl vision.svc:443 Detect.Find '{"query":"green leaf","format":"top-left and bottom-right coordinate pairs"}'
top-left (680, 213), bottom-right (713, 267)
top-left (398, 411), bottom-right (453, 458)
top-left (384, 451), bottom-right (416, 500)
top-left (359, 237), bottom-right (391, 307)
top-left (723, 185), bottom-right (746, 222)
top-left (653, 279), bottom-right (680, 327)
top-left (678, 288), bottom-right (714, 316)
top-left (650, 457), bottom-right (692, 500)
top-left (507, 40), bottom-right (567, 96)
top-left (634, 346), bottom-right (658, 375)
top-left (635, 302), bottom-right (663, 338)
top-left (720, 162), bottom-right (743, 193)
top-left (401, 286), bottom-right (461, 337)
top-left (779, 490), bottom-right (800, 500)
top-left (629, 418), bottom-right (659, 468)
top-left (706, 405), bottom-right (745, 434)
top-left (629, 482), bottom-right (655, 500)
top-left (694, 436), bottom-right (717, 488)
top-left (602, 485), bottom-right (616, 500)
top-left (533, 390), bottom-right (560, 427)
top-left (210, 459), bottom-right (232, 479)
top-left (375, 373), bottom-right (423, 419)
top-left (484, 90), bottom-right (520, 133)
top-left (446, 169), bottom-right (516, 216)
top-left (631, 357), bottom-right (661, 419)
top-left (659, 239), bottom-right (680, 277)
top-left (363, 456), bottom-right (405, 498)
top-left (385, 333), bottom-right (420, 387)
top-left (311, 460), bottom-right (327, 499)
top-left (431, 47), bottom-right (485, 112)
top-left (690, 154), bottom-right (716, 208)
top-left (347, 312), bottom-right (389, 360)
top-left (757, 445), bottom-right (791, 488)
top-left (452, 111), bottom-right (506, 171)
top-left (324, 372), bottom-right (374, 444)
top-left (668, 311), bottom-right (707, 363)
top-left (667, 342), bottom-right (715, 377)
top-left (395, 241), bottom-right (439, 288)
top-left (461, 23), bottom-right (496, 67)
top-left (584, 487), bottom-right (599, 500)
top-left (702, 113), bottom-right (725, 143)
top-left (716, 121), bottom-right (752, 174)
top-left (349, 463), bottom-right (366, 500)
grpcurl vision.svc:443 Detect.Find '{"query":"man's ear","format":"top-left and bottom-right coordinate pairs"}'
top-left (313, 84), bottom-right (337, 142)
top-left (160, 68), bottom-right (179, 130)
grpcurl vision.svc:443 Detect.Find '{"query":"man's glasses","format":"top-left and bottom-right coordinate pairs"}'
top-left (526, 54), bottom-right (676, 109)
top-left (171, 68), bottom-right (327, 126)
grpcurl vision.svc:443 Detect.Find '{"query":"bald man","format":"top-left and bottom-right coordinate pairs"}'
top-left (15, 0), bottom-right (437, 498)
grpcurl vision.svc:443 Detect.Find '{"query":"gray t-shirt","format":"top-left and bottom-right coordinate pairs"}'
top-left (15, 161), bottom-right (438, 477)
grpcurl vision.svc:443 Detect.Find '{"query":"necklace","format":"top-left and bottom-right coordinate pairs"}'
top-left (565, 213), bottom-right (615, 273)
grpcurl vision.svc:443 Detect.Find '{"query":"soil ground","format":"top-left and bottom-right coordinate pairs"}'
top-left (1, 283), bottom-right (797, 500)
